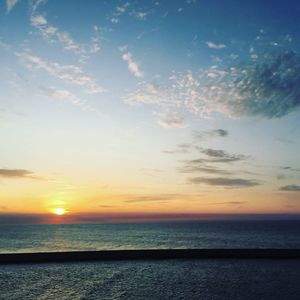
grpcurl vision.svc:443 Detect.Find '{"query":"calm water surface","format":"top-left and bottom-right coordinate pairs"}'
top-left (0, 221), bottom-right (299, 253)
top-left (1, 259), bottom-right (300, 300)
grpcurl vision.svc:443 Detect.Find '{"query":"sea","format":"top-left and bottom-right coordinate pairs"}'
top-left (0, 221), bottom-right (300, 299)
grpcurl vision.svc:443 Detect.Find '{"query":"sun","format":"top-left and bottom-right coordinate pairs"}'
top-left (53, 208), bottom-right (66, 216)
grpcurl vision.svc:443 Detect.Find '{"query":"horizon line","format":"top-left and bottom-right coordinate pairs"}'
top-left (0, 212), bottom-right (300, 225)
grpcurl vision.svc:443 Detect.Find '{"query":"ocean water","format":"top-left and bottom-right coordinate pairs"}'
top-left (0, 220), bottom-right (300, 253)
top-left (1, 259), bottom-right (300, 299)
top-left (1, 221), bottom-right (300, 299)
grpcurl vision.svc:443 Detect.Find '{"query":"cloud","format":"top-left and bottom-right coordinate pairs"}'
top-left (112, 3), bottom-right (150, 23)
top-left (38, 86), bottom-right (87, 107)
top-left (279, 166), bottom-right (300, 172)
top-left (197, 148), bottom-right (248, 162)
top-left (38, 86), bottom-right (101, 114)
top-left (6, 0), bottom-right (19, 12)
top-left (89, 26), bottom-right (102, 54)
top-left (122, 52), bottom-right (143, 78)
top-left (178, 165), bottom-right (232, 175)
top-left (110, 2), bottom-right (130, 24)
top-left (281, 166), bottom-right (292, 170)
top-left (225, 51), bottom-right (300, 118)
top-left (31, 0), bottom-right (47, 14)
top-left (111, 2), bottom-right (130, 23)
top-left (30, 14), bottom-right (83, 55)
top-left (157, 112), bottom-right (186, 129)
top-left (206, 41), bottom-right (226, 49)
top-left (188, 177), bottom-right (259, 187)
top-left (31, 15), bottom-right (47, 26)
top-left (111, 18), bottom-right (119, 24)
top-left (163, 143), bottom-right (191, 154)
top-left (0, 169), bottom-right (32, 177)
top-left (193, 129), bottom-right (228, 140)
top-left (125, 51), bottom-right (300, 119)
top-left (17, 52), bottom-right (105, 94)
top-left (183, 151), bottom-right (248, 165)
top-left (124, 194), bottom-right (182, 203)
top-left (30, 14), bottom-right (100, 58)
top-left (132, 11), bottom-right (148, 20)
top-left (0, 169), bottom-right (41, 180)
top-left (279, 185), bottom-right (300, 192)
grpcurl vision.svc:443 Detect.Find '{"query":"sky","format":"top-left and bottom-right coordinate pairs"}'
top-left (0, 0), bottom-right (300, 223)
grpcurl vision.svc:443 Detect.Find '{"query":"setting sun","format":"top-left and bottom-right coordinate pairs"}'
top-left (53, 208), bottom-right (66, 216)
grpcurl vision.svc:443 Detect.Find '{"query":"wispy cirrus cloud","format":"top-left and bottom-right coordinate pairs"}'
top-left (279, 185), bottom-right (300, 192)
top-left (31, 0), bottom-right (47, 14)
top-left (38, 86), bottom-right (100, 114)
top-left (6, 0), bottom-right (19, 13)
top-left (110, 2), bottom-right (150, 23)
top-left (188, 177), bottom-right (259, 188)
top-left (38, 86), bottom-right (83, 105)
top-left (30, 14), bottom-right (84, 55)
top-left (16, 52), bottom-right (105, 94)
top-left (30, 13), bottom-right (101, 58)
top-left (111, 2), bottom-right (130, 23)
top-left (89, 26), bottom-right (102, 54)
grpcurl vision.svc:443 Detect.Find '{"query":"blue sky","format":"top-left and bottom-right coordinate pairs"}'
top-left (0, 0), bottom-right (300, 221)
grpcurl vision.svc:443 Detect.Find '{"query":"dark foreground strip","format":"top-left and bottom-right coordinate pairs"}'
top-left (1, 249), bottom-right (300, 264)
